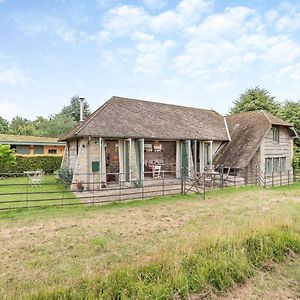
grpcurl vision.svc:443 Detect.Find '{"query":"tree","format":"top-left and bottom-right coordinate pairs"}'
top-left (0, 144), bottom-right (16, 171)
top-left (278, 100), bottom-right (300, 135)
top-left (230, 87), bottom-right (280, 115)
top-left (46, 113), bottom-right (77, 137)
top-left (61, 95), bottom-right (91, 123)
top-left (9, 116), bottom-right (36, 135)
top-left (0, 117), bottom-right (9, 134)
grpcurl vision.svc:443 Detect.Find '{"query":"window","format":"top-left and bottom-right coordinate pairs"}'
top-left (272, 126), bottom-right (279, 143)
top-left (48, 149), bottom-right (57, 154)
top-left (265, 158), bottom-right (272, 174)
top-left (280, 157), bottom-right (286, 172)
top-left (273, 158), bottom-right (280, 173)
top-left (16, 145), bottom-right (30, 155)
top-left (265, 157), bottom-right (287, 174)
top-left (34, 145), bottom-right (44, 155)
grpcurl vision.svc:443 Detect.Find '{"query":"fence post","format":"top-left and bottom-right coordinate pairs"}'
top-left (255, 165), bottom-right (258, 186)
top-left (203, 172), bottom-right (206, 200)
top-left (92, 173), bottom-right (95, 205)
top-left (119, 175), bottom-right (122, 202)
top-left (280, 171), bottom-right (282, 186)
top-left (142, 177), bottom-right (144, 200)
top-left (272, 172), bottom-right (274, 187)
top-left (61, 188), bottom-right (64, 207)
top-left (181, 167), bottom-right (184, 195)
top-left (288, 170), bottom-right (290, 186)
top-left (293, 167), bottom-right (296, 183)
top-left (26, 176), bottom-right (29, 207)
top-left (162, 171), bottom-right (165, 196)
top-left (264, 171), bottom-right (266, 188)
top-left (245, 166), bottom-right (248, 186)
top-left (220, 165), bottom-right (224, 188)
top-left (234, 168), bottom-right (236, 187)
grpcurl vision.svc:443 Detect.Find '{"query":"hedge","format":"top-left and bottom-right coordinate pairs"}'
top-left (0, 155), bottom-right (62, 174)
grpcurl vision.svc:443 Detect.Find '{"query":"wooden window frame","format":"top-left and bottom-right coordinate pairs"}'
top-left (272, 126), bottom-right (279, 143)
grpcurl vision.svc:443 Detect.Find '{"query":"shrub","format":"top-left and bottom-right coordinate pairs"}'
top-left (57, 167), bottom-right (73, 185)
top-left (0, 144), bottom-right (16, 172)
top-left (1, 155), bottom-right (62, 174)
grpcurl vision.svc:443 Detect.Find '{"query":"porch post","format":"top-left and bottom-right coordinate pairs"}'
top-left (192, 140), bottom-right (197, 172)
top-left (187, 140), bottom-right (192, 176)
top-left (176, 140), bottom-right (181, 178)
top-left (199, 141), bottom-right (204, 172)
top-left (139, 139), bottom-right (144, 182)
top-left (99, 137), bottom-right (106, 187)
top-left (118, 139), bottom-right (124, 182)
top-left (209, 141), bottom-right (213, 169)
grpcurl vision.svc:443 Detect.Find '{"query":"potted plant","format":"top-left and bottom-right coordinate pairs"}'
top-left (75, 180), bottom-right (84, 192)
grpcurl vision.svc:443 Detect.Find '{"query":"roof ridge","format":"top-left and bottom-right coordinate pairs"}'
top-left (111, 95), bottom-right (222, 116)
top-left (260, 110), bottom-right (272, 124)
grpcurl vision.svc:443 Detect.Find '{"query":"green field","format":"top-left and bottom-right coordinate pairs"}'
top-left (0, 184), bottom-right (300, 299)
top-left (0, 175), bottom-right (78, 209)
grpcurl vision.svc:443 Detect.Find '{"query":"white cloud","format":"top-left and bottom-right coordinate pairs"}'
top-left (261, 36), bottom-right (300, 65)
top-left (143, 0), bottom-right (167, 10)
top-left (278, 63), bottom-right (300, 81)
top-left (11, 14), bottom-right (85, 44)
top-left (131, 32), bottom-right (175, 75)
top-left (276, 12), bottom-right (300, 32)
top-left (103, 5), bottom-right (148, 36)
top-left (103, 0), bottom-right (213, 36)
top-left (150, 0), bottom-right (213, 32)
top-left (265, 9), bottom-right (279, 24)
top-left (185, 6), bottom-right (254, 40)
top-left (0, 66), bottom-right (35, 85)
top-left (206, 80), bottom-right (235, 91)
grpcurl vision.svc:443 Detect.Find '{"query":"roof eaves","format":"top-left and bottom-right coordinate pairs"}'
top-left (74, 97), bottom-right (114, 135)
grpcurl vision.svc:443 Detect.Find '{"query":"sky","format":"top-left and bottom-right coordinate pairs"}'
top-left (1, 0), bottom-right (300, 121)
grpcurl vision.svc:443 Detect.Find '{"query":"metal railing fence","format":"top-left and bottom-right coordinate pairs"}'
top-left (0, 167), bottom-right (298, 211)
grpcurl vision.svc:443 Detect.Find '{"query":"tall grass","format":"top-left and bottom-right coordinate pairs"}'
top-left (28, 226), bottom-right (300, 300)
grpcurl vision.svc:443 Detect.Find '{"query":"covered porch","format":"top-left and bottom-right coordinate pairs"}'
top-left (80, 137), bottom-right (216, 189)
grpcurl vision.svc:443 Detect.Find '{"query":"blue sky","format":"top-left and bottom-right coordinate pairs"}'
top-left (1, 0), bottom-right (300, 120)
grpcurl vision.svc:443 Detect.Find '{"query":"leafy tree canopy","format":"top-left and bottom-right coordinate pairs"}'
top-left (0, 116), bottom-right (9, 134)
top-left (61, 95), bottom-right (91, 122)
top-left (9, 116), bottom-right (37, 136)
top-left (278, 100), bottom-right (300, 135)
top-left (0, 144), bottom-right (16, 170)
top-left (230, 87), bottom-right (280, 115)
top-left (5, 95), bottom-right (90, 137)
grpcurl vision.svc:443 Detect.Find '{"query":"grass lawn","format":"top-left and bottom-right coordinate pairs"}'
top-left (0, 175), bottom-right (78, 209)
top-left (0, 184), bottom-right (300, 299)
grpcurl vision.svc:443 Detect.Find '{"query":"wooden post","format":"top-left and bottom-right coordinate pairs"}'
top-left (272, 172), bottom-right (274, 187)
top-left (280, 171), bottom-right (282, 186)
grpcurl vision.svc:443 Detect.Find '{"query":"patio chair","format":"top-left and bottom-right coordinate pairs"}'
top-left (28, 170), bottom-right (44, 187)
top-left (153, 165), bottom-right (161, 178)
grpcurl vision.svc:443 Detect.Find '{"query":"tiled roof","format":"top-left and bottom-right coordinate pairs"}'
top-left (61, 96), bottom-right (230, 141)
top-left (214, 110), bottom-right (294, 169)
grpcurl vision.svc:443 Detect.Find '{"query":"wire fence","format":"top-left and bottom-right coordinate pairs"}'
top-left (0, 168), bottom-right (298, 211)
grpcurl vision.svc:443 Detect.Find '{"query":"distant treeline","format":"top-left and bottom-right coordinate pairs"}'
top-left (0, 96), bottom-right (91, 137)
